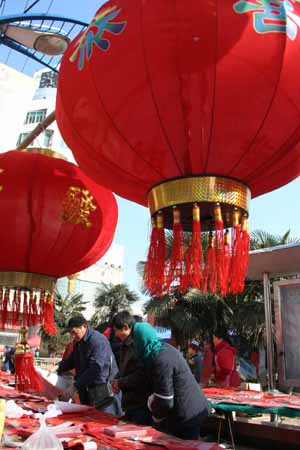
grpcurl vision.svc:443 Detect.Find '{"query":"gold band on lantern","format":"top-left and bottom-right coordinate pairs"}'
top-left (148, 176), bottom-right (250, 216)
top-left (0, 271), bottom-right (56, 292)
top-left (20, 147), bottom-right (67, 161)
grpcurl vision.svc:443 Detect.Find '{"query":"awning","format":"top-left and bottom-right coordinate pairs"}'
top-left (246, 243), bottom-right (300, 281)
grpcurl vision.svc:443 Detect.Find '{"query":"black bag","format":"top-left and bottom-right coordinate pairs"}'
top-left (86, 355), bottom-right (114, 409)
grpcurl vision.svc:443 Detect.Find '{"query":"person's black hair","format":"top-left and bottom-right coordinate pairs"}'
top-left (112, 311), bottom-right (136, 330)
top-left (133, 315), bottom-right (143, 323)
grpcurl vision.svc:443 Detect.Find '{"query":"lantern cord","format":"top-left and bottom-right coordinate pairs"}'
top-left (16, 111), bottom-right (55, 149)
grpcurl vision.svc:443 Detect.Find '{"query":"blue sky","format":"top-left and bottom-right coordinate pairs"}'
top-left (1, 0), bottom-right (300, 299)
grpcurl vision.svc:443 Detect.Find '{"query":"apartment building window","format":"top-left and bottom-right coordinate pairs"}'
top-left (16, 132), bottom-right (30, 146)
top-left (25, 109), bottom-right (47, 125)
top-left (44, 130), bottom-right (54, 148)
top-left (39, 71), bottom-right (57, 88)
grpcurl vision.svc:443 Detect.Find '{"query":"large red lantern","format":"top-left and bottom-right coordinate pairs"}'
top-left (0, 149), bottom-right (117, 331)
top-left (0, 149), bottom-right (117, 391)
top-left (57, 0), bottom-right (300, 297)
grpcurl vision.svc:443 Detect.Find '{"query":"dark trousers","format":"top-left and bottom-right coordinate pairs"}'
top-left (124, 406), bottom-right (153, 426)
top-left (78, 385), bottom-right (123, 416)
top-left (158, 410), bottom-right (208, 440)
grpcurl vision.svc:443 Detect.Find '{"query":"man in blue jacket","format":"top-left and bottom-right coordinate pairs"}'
top-left (57, 315), bottom-right (122, 415)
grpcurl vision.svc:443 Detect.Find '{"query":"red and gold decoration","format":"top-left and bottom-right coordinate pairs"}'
top-left (57, 1), bottom-right (300, 297)
top-left (0, 149), bottom-right (117, 390)
top-left (14, 327), bottom-right (42, 393)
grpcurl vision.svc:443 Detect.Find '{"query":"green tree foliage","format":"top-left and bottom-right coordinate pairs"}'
top-left (91, 283), bottom-right (139, 331)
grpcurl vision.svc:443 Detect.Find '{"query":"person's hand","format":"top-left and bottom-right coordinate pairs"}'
top-left (72, 391), bottom-right (80, 404)
top-left (112, 379), bottom-right (120, 394)
top-left (152, 415), bottom-right (165, 423)
top-left (47, 364), bottom-right (58, 376)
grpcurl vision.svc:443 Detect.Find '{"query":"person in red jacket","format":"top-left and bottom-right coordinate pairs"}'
top-left (212, 333), bottom-right (240, 388)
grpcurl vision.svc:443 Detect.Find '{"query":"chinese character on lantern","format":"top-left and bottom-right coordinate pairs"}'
top-left (234, 0), bottom-right (300, 40)
top-left (62, 186), bottom-right (97, 228)
top-left (69, 6), bottom-right (126, 70)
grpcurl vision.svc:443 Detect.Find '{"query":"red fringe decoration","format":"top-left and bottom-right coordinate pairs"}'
top-left (186, 204), bottom-right (203, 290)
top-left (214, 205), bottom-right (227, 295)
top-left (154, 213), bottom-right (166, 296)
top-left (238, 216), bottom-right (250, 293)
top-left (144, 217), bottom-right (159, 293)
top-left (229, 210), bottom-right (242, 294)
top-left (43, 294), bottom-right (57, 336)
top-left (165, 208), bottom-right (186, 293)
top-left (203, 232), bottom-right (216, 294)
top-left (1, 289), bottom-right (9, 330)
top-left (0, 288), bottom-right (3, 328)
top-left (15, 352), bottom-right (43, 392)
top-left (30, 294), bottom-right (39, 326)
top-left (222, 230), bottom-right (231, 297)
top-left (23, 292), bottom-right (29, 327)
top-left (11, 290), bottom-right (21, 327)
top-left (39, 291), bottom-right (46, 322)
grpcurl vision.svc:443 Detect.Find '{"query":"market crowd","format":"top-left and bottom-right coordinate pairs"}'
top-left (50, 311), bottom-right (240, 440)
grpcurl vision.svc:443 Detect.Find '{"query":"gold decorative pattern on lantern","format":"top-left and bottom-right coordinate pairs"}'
top-left (148, 176), bottom-right (250, 217)
top-left (62, 186), bottom-right (97, 228)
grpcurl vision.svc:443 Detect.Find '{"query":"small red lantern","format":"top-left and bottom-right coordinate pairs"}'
top-left (57, 0), bottom-right (300, 297)
top-left (0, 149), bottom-right (117, 391)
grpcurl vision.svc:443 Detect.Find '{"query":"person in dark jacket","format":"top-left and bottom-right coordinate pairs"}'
top-left (57, 315), bottom-right (122, 415)
top-left (187, 341), bottom-right (203, 383)
top-left (133, 322), bottom-right (209, 440)
top-left (112, 311), bottom-right (152, 425)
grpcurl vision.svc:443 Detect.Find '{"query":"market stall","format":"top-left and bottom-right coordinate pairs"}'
top-left (0, 377), bottom-right (222, 450)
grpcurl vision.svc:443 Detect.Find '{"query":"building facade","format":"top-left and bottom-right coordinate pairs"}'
top-left (56, 243), bottom-right (125, 319)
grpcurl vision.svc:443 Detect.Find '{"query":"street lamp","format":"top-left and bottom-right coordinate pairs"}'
top-left (0, 23), bottom-right (70, 55)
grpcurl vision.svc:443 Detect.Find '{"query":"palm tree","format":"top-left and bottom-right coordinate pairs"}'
top-left (91, 283), bottom-right (139, 330)
top-left (54, 290), bottom-right (88, 328)
top-left (250, 229), bottom-right (300, 250)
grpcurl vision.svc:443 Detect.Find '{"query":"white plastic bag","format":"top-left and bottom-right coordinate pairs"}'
top-left (21, 414), bottom-right (63, 450)
top-left (5, 400), bottom-right (32, 419)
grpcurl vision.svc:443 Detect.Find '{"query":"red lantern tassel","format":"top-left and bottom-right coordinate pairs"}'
top-left (1, 289), bottom-right (9, 330)
top-left (214, 204), bottom-right (227, 295)
top-left (154, 212), bottom-right (166, 296)
top-left (229, 210), bottom-right (243, 294)
top-left (238, 216), bottom-right (250, 293)
top-left (23, 292), bottom-right (29, 327)
top-left (187, 204), bottom-right (203, 289)
top-left (144, 216), bottom-right (158, 293)
top-left (0, 288), bottom-right (3, 326)
top-left (165, 208), bottom-right (185, 293)
top-left (222, 230), bottom-right (231, 297)
top-left (15, 352), bottom-right (43, 392)
top-left (12, 290), bottom-right (21, 327)
top-left (30, 294), bottom-right (39, 326)
top-left (203, 232), bottom-right (216, 294)
top-left (39, 291), bottom-right (46, 321)
top-left (43, 294), bottom-right (57, 336)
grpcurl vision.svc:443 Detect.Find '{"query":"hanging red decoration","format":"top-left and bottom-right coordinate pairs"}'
top-left (57, 0), bottom-right (300, 297)
top-left (0, 149), bottom-right (118, 331)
